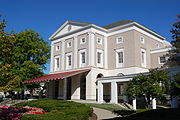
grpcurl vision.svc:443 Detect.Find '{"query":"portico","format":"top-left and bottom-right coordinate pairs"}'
top-left (97, 75), bottom-right (133, 104)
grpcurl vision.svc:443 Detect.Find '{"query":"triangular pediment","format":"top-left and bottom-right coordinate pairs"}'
top-left (49, 21), bottom-right (90, 40)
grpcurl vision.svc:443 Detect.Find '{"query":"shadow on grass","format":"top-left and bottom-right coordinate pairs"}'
top-left (104, 108), bottom-right (180, 120)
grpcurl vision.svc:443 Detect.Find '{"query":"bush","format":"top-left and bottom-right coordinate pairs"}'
top-left (14, 99), bottom-right (93, 120)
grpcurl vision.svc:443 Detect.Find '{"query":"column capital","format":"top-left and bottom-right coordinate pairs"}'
top-left (73, 35), bottom-right (78, 39)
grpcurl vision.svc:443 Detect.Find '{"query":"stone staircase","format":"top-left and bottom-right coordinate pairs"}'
top-left (116, 102), bottom-right (133, 109)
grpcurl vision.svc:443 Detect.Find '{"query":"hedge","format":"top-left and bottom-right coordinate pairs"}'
top-left (14, 99), bottom-right (93, 120)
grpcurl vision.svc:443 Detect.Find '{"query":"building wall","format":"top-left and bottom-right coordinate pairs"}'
top-left (107, 30), bottom-right (136, 69)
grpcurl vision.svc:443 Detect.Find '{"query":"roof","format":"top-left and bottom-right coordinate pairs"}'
top-left (102, 20), bottom-right (134, 29)
top-left (22, 69), bottom-right (90, 83)
top-left (68, 21), bottom-right (91, 26)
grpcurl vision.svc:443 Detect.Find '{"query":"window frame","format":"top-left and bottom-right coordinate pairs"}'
top-left (116, 48), bottom-right (124, 68)
top-left (96, 49), bottom-right (103, 67)
top-left (56, 45), bottom-right (60, 51)
top-left (80, 37), bottom-right (86, 44)
top-left (79, 49), bottom-right (86, 67)
top-left (116, 36), bottom-right (123, 44)
top-left (54, 56), bottom-right (60, 71)
top-left (140, 36), bottom-right (145, 44)
top-left (66, 52), bottom-right (72, 69)
top-left (97, 37), bottom-right (103, 44)
top-left (67, 41), bottom-right (72, 48)
top-left (141, 48), bottom-right (146, 67)
top-left (159, 56), bottom-right (166, 64)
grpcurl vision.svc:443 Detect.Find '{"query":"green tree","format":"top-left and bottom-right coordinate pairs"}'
top-left (169, 15), bottom-right (180, 65)
top-left (171, 72), bottom-right (180, 96)
top-left (0, 16), bottom-right (50, 96)
top-left (126, 69), bottom-right (170, 108)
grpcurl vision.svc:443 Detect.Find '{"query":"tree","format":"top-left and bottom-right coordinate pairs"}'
top-left (169, 15), bottom-right (180, 65)
top-left (0, 16), bottom-right (50, 97)
top-left (171, 72), bottom-right (180, 96)
top-left (126, 69), bottom-right (170, 108)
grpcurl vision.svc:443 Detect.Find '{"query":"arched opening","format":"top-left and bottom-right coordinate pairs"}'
top-left (80, 75), bottom-right (86, 100)
top-left (96, 73), bottom-right (104, 101)
top-left (117, 73), bottom-right (124, 76)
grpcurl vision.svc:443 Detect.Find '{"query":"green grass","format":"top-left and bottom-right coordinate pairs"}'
top-left (84, 103), bottom-right (131, 111)
top-left (14, 99), bottom-right (93, 120)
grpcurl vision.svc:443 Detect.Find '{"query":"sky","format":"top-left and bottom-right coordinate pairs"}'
top-left (1, 0), bottom-right (179, 74)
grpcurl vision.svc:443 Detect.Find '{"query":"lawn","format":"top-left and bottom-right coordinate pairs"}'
top-left (84, 103), bottom-right (131, 111)
top-left (13, 99), bottom-right (93, 120)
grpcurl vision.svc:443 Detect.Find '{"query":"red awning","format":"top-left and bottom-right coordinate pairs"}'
top-left (22, 69), bottom-right (90, 83)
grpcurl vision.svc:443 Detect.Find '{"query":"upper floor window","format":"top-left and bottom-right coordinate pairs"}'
top-left (54, 56), bottom-right (60, 71)
top-left (159, 56), bottom-right (166, 64)
top-left (80, 37), bottom-right (86, 44)
top-left (156, 43), bottom-right (160, 48)
top-left (140, 36), bottom-right (145, 44)
top-left (67, 41), bottom-right (72, 48)
top-left (79, 49), bottom-right (86, 67)
top-left (116, 36), bottom-right (123, 44)
top-left (116, 49), bottom-right (124, 67)
top-left (97, 38), bottom-right (102, 44)
top-left (96, 49), bottom-right (103, 67)
top-left (141, 48), bottom-right (146, 67)
top-left (56, 45), bottom-right (60, 51)
top-left (66, 53), bottom-right (72, 69)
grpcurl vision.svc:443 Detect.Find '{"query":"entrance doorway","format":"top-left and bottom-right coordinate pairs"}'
top-left (54, 81), bottom-right (59, 99)
top-left (66, 77), bottom-right (72, 100)
top-left (80, 75), bottom-right (86, 100)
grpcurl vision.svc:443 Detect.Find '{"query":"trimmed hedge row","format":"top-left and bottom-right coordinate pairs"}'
top-left (14, 99), bottom-right (93, 120)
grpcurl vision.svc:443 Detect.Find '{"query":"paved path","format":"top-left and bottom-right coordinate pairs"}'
top-left (93, 107), bottom-right (119, 120)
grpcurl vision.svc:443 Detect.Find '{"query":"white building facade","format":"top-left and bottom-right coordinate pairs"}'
top-left (46, 20), bottom-right (171, 105)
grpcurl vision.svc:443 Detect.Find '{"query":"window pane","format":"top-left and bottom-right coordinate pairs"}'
top-left (68, 55), bottom-right (71, 66)
top-left (160, 57), bottom-right (166, 63)
top-left (82, 52), bottom-right (85, 63)
top-left (97, 52), bottom-right (101, 63)
top-left (118, 52), bottom-right (123, 63)
top-left (56, 58), bottom-right (60, 68)
top-left (141, 51), bottom-right (145, 63)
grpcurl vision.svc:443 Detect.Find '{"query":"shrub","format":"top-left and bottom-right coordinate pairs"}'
top-left (14, 99), bottom-right (93, 120)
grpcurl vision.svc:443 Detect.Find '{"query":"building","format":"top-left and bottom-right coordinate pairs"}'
top-left (23, 20), bottom-right (171, 105)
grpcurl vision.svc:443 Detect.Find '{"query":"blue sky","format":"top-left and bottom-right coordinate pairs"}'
top-left (1, 0), bottom-right (179, 74)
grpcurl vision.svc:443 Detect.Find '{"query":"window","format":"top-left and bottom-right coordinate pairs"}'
top-left (156, 43), bottom-right (159, 48)
top-left (97, 52), bottom-right (101, 63)
top-left (116, 49), bottom-right (124, 67)
top-left (116, 36), bottom-right (123, 44)
top-left (96, 49), bottom-right (103, 67)
top-left (55, 56), bottom-right (60, 71)
top-left (66, 53), bottom-right (72, 69)
top-left (67, 41), bottom-right (72, 48)
top-left (140, 36), bottom-right (145, 44)
top-left (80, 38), bottom-right (86, 44)
top-left (141, 48), bottom-right (146, 67)
top-left (56, 45), bottom-right (60, 51)
top-left (79, 49), bottom-right (86, 67)
top-left (81, 52), bottom-right (85, 63)
top-left (97, 38), bottom-right (102, 44)
top-left (159, 56), bottom-right (166, 64)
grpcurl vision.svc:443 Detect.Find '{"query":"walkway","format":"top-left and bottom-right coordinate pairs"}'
top-left (93, 107), bottom-right (119, 120)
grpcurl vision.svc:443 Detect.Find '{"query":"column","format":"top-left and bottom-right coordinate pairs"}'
top-left (104, 36), bottom-right (108, 69)
top-left (110, 81), bottom-right (118, 104)
top-left (132, 97), bottom-right (136, 110)
top-left (73, 36), bottom-right (78, 68)
top-left (98, 81), bottom-right (103, 103)
top-left (88, 32), bottom-right (95, 66)
top-left (171, 96), bottom-right (178, 108)
top-left (61, 40), bottom-right (65, 70)
top-left (63, 78), bottom-right (67, 100)
top-left (152, 98), bottom-right (156, 109)
top-left (50, 44), bottom-right (54, 73)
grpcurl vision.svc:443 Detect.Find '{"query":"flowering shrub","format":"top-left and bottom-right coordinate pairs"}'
top-left (0, 106), bottom-right (45, 120)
